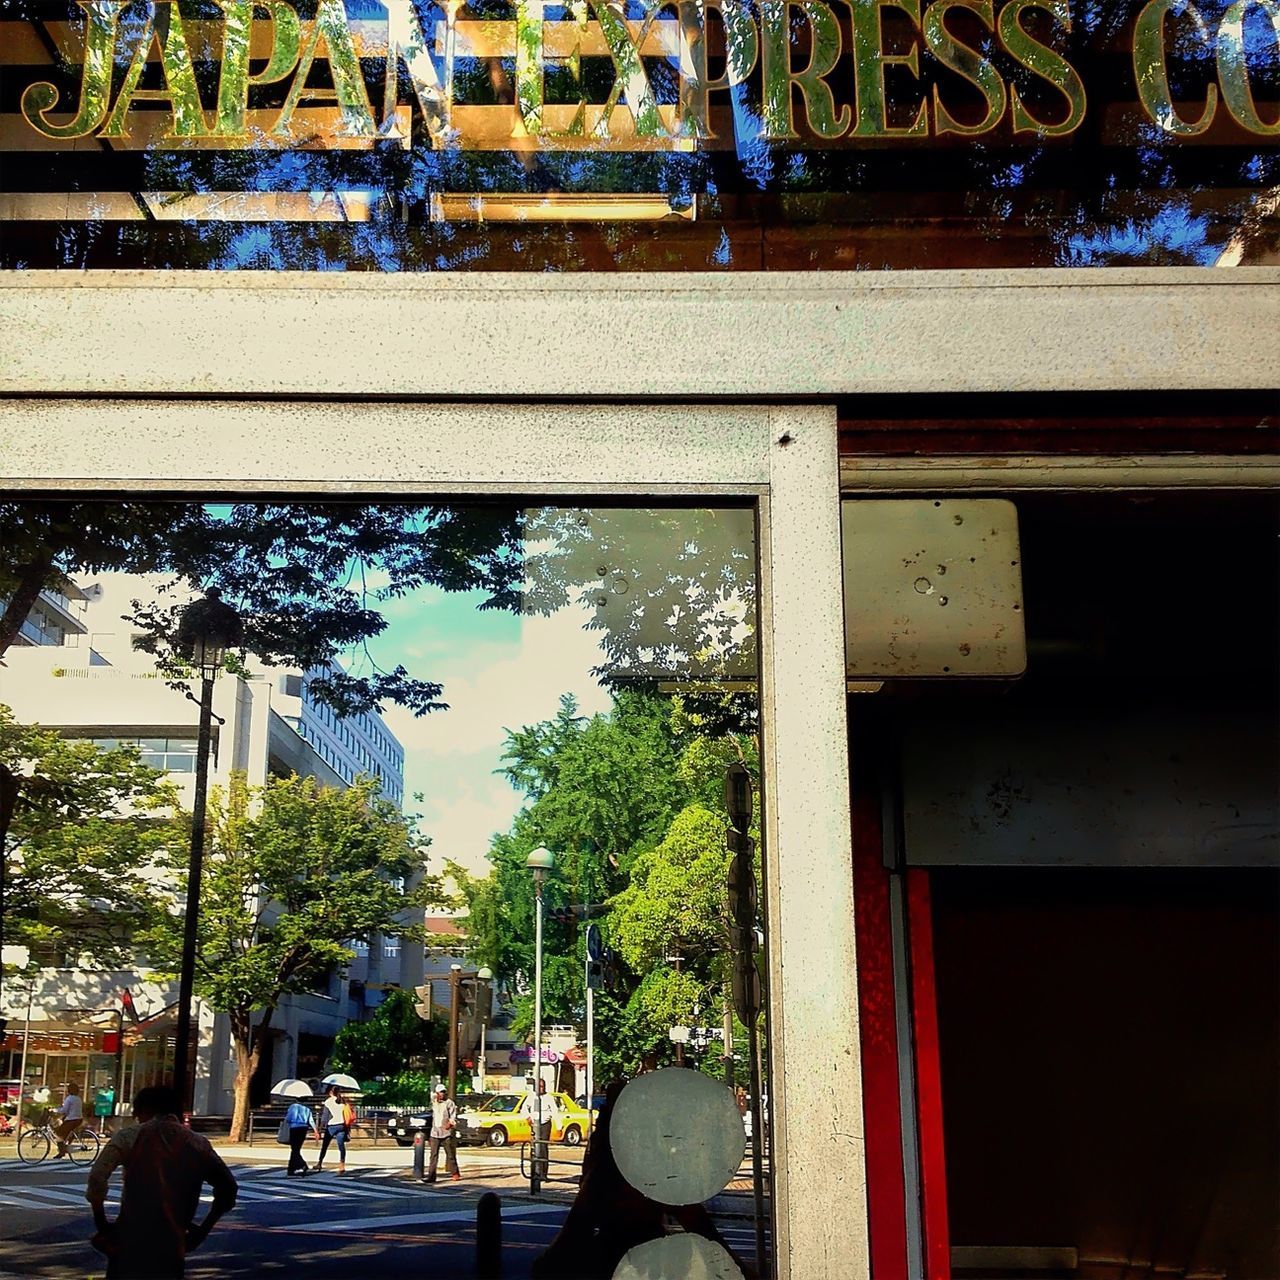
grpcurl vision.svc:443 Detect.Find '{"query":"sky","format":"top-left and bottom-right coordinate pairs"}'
top-left (356, 584), bottom-right (612, 881)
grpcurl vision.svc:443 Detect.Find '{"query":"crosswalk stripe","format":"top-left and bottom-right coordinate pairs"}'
top-left (299, 1203), bottom-right (567, 1233)
top-left (0, 1185), bottom-right (93, 1207)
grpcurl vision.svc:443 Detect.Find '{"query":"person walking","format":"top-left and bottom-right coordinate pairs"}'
top-left (85, 1085), bottom-right (238, 1280)
top-left (426, 1085), bottom-right (460, 1183)
top-left (284, 1096), bottom-right (319, 1176)
top-left (315, 1086), bottom-right (352, 1174)
top-left (52, 1081), bottom-right (85, 1157)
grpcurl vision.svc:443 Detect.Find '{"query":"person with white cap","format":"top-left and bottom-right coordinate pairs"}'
top-left (425, 1085), bottom-right (460, 1183)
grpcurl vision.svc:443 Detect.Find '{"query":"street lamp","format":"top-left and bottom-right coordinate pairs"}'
top-left (172, 587), bottom-right (242, 1114)
top-left (525, 846), bottom-right (553, 1195)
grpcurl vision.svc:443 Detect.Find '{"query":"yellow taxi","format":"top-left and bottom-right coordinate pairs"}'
top-left (458, 1090), bottom-right (591, 1148)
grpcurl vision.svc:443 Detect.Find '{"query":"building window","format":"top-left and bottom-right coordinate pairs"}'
top-left (383, 936), bottom-right (400, 959)
top-left (351, 939), bottom-right (369, 956)
top-left (88, 736), bottom-right (198, 772)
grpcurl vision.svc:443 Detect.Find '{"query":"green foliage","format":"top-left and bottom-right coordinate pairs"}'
top-left (331, 988), bottom-right (445, 1081)
top-left (139, 772), bottom-right (446, 1046)
top-left (0, 704), bottom-right (179, 966)
top-left (361, 1071), bottom-right (438, 1106)
top-left (0, 501), bottom-right (526, 712)
top-left (609, 805), bottom-right (732, 974)
top-left (455, 689), bottom-right (763, 1079)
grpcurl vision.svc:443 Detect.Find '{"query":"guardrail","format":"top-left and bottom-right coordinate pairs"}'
top-left (517, 1142), bottom-right (582, 1185)
top-left (247, 1105), bottom-right (418, 1147)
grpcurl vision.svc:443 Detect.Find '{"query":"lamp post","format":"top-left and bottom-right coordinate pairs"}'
top-left (172, 587), bottom-right (242, 1115)
top-left (525, 846), bottom-right (553, 1195)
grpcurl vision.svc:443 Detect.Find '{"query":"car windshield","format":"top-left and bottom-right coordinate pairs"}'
top-left (483, 1096), bottom-right (521, 1114)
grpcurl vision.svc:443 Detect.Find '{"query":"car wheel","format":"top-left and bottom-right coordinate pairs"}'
top-left (562, 1124), bottom-right (582, 1147)
top-left (487, 1126), bottom-right (508, 1148)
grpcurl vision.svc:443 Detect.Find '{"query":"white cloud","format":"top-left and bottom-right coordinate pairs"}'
top-left (380, 604), bottom-right (612, 761)
top-left (386, 602), bottom-right (615, 879)
top-left (414, 770), bottom-right (522, 879)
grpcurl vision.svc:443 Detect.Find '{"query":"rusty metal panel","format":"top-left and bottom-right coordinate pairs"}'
top-left (842, 499), bottom-right (1026, 679)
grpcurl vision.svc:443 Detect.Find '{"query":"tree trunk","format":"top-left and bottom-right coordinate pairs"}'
top-left (227, 1007), bottom-right (274, 1143)
top-left (0, 552), bottom-right (56, 656)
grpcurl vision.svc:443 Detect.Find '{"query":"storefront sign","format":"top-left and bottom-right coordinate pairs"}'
top-left (16, 0), bottom-right (1279, 149)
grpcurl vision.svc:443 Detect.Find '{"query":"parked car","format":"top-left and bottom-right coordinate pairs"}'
top-left (384, 1094), bottom-right (495, 1146)
top-left (386, 1109), bottom-right (431, 1146)
top-left (457, 1091), bottom-right (591, 1148)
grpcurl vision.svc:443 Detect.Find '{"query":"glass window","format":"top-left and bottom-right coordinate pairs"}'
top-left (0, 2), bottom-right (1273, 271)
top-left (3, 498), bottom-right (773, 1278)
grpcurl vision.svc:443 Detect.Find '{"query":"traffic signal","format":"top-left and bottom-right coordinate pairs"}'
top-left (547, 904), bottom-right (606, 924)
top-left (413, 983), bottom-right (432, 1020)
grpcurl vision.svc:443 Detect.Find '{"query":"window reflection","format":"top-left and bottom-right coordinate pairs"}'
top-left (0, 0), bottom-right (1274, 264)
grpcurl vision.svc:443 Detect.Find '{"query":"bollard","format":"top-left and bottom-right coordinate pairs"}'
top-left (475, 1191), bottom-right (502, 1280)
top-left (412, 1129), bottom-right (425, 1179)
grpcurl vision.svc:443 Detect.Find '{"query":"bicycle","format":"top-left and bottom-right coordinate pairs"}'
top-left (18, 1115), bottom-right (101, 1166)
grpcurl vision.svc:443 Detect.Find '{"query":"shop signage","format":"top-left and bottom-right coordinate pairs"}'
top-left (0, 1029), bottom-right (110, 1052)
top-left (17, 0), bottom-right (1279, 150)
top-left (510, 1045), bottom-right (563, 1063)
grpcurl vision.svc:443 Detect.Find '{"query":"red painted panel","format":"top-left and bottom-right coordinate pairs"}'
top-left (907, 868), bottom-right (951, 1280)
top-left (851, 743), bottom-right (909, 1277)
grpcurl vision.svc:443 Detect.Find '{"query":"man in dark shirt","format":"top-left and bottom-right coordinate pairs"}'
top-left (85, 1085), bottom-right (238, 1279)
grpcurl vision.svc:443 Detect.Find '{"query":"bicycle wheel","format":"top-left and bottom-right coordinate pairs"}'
top-left (67, 1128), bottom-right (101, 1165)
top-left (17, 1128), bottom-right (51, 1164)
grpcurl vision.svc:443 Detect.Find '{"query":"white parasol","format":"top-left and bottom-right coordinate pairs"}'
top-left (270, 1078), bottom-right (314, 1100)
top-left (320, 1073), bottom-right (362, 1093)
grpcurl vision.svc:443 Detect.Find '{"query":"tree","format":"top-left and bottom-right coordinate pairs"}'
top-left (456, 689), bottom-right (765, 1081)
top-left (0, 705), bottom-right (178, 969)
top-left (138, 772), bottom-right (447, 1140)
top-left (331, 987), bottom-right (445, 1082)
top-left (609, 805), bottom-right (732, 975)
top-left (0, 500), bottom-right (527, 712)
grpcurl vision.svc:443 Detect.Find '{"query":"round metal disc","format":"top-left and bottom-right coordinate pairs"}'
top-left (612, 1234), bottom-right (744, 1280)
top-left (609, 1067), bottom-right (746, 1206)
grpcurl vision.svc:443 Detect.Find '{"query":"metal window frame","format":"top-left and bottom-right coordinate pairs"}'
top-left (0, 395), bottom-right (865, 1280)
top-left (2, 262), bottom-right (1274, 1278)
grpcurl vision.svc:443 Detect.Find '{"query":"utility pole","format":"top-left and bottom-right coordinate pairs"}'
top-left (725, 760), bottom-right (767, 1277)
top-left (584, 923), bottom-right (602, 1137)
top-left (667, 949), bottom-right (684, 1065)
top-left (447, 963), bottom-right (462, 1100)
top-left (14, 982), bottom-right (33, 1135)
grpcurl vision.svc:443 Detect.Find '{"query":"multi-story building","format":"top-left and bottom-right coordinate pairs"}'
top-left (9, 583), bottom-right (90, 649)
top-left (0, 574), bottom-right (416, 1116)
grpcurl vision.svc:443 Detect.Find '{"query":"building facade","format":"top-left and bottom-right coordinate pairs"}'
top-left (0, 575), bottom-right (414, 1116)
top-left (1, 2), bottom-right (1278, 1273)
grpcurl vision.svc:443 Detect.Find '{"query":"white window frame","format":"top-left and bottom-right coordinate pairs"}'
top-left (3, 265), bottom-right (1274, 1279)
top-left (0, 389), bottom-right (863, 1280)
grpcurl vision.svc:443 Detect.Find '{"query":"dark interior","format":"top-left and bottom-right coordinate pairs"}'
top-left (910, 490), bottom-right (1280, 1277)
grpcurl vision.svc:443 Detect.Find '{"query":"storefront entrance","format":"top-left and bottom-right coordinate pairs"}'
top-left (850, 482), bottom-right (1280, 1278)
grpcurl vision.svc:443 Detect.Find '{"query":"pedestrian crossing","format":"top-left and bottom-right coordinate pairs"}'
top-left (0, 1163), bottom-right (441, 1211)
